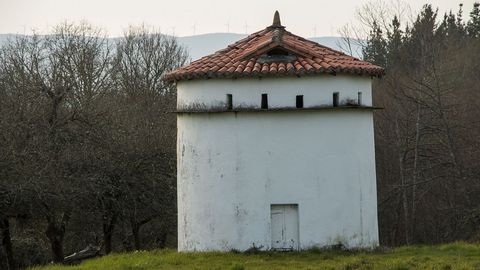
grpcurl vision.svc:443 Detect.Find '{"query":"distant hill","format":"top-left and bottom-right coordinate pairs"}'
top-left (177, 33), bottom-right (363, 60)
top-left (0, 34), bottom-right (20, 47)
top-left (309, 36), bottom-right (364, 59)
top-left (178, 33), bottom-right (247, 60)
top-left (0, 33), bottom-right (364, 61)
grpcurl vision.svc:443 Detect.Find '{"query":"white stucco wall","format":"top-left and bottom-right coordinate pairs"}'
top-left (177, 75), bottom-right (373, 110)
top-left (176, 75), bottom-right (379, 251)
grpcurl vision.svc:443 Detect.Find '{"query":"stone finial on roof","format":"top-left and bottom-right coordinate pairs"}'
top-left (272, 11), bottom-right (283, 27)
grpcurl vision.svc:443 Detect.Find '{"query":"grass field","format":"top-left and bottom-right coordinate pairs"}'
top-left (31, 242), bottom-right (480, 270)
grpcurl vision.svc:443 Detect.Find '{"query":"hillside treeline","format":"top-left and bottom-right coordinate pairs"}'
top-left (364, 3), bottom-right (480, 246)
top-left (0, 24), bottom-right (187, 269)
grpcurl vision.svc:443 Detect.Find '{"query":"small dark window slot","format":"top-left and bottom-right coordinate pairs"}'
top-left (357, 92), bottom-right (362, 106)
top-left (296, 95), bottom-right (304, 108)
top-left (261, 93), bottom-right (268, 109)
top-left (267, 48), bottom-right (289, 56)
top-left (333, 92), bottom-right (339, 107)
top-left (226, 94), bottom-right (233, 110)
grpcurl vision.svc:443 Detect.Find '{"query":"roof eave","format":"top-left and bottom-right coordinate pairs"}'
top-left (163, 68), bottom-right (385, 83)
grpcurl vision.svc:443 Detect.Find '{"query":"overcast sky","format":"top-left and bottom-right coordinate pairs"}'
top-left (0, 0), bottom-right (476, 37)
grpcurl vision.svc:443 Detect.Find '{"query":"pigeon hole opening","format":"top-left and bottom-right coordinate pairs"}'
top-left (226, 94), bottom-right (233, 110)
top-left (261, 94), bottom-right (269, 109)
top-left (333, 92), bottom-right (339, 107)
top-left (296, 95), bottom-right (304, 108)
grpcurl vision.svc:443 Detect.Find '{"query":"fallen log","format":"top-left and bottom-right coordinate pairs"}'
top-left (63, 244), bottom-right (101, 265)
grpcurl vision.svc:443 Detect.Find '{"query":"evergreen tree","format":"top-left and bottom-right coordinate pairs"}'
top-left (435, 4), bottom-right (467, 48)
top-left (386, 16), bottom-right (403, 66)
top-left (363, 21), bottom-right (387, 67)
top-left (437, 4), bottom-right (466, 40)
top-left (457, 3), bottom-right (465, 31)
top-left (467, 2), bottom-right (480, 38)
top-left (404, 5), bottom-right (437, 69)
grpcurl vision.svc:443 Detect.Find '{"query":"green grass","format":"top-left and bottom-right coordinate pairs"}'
top-left (31, 242), bottom-right (480, 270)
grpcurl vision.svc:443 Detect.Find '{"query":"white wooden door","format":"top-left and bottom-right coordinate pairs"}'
top-left (271, 204), bottom-right (299, 250)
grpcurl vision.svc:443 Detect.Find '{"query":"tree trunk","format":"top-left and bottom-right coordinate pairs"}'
top-left (158, 231), bottom-right (168, 248)
top-left (410, 107), bottom-right (421, 243)
top-left (46, 221), bottom-right (65, 263)
top-left (131, 222), bottom-right (140, 251)
top-left (50, 237), bottom-right (64, 263)
top-left (103, 213), bottom-right (117, 255)
top-left (130, 218), bottom-right (153, 250)
top-left (395, 118), bottom-right (409, 245)
top-left (103, 231), bottom-right (112, 255)
top-left (45, 211), bottom-right (70, 264)
top-left (1, 216), bottom-right (15, 270)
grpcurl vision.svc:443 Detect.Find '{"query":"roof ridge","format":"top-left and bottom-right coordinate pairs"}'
top-left (185, 28), bottom-right (269, 66)
top-left (227, 28), bottom-right (268, 48)
top-left (283, 30), bottom-right (358, 60)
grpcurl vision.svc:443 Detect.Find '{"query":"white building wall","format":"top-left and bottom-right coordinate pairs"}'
top-left (176, 76), bottom-right (379, 251)
top-left (177, 75), bottom-right (373, 110)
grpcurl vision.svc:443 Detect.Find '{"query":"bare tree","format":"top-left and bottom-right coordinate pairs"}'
top-left (0, 22), bottom-right (114, 263)
top-left (111, 25), bottom-right (187, 251)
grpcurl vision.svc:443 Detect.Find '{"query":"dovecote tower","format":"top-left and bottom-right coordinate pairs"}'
top-left (164, 11), bottom-right (384, 251)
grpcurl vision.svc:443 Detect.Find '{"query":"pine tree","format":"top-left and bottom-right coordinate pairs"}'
top-left (457, 3), bottom-right (465, 31)
top-left (363, 21), bottom-right (387, 67)
top-left (386, 16), bottom-right (403, 66)
top-left (435, 4), bottom-right (470, 50)
top-left (405, 4), bottom-right (437, 67)
top-left (467, 2), bottom-right (480, 38)
top-left (437, 4), bottom-right (466, 39)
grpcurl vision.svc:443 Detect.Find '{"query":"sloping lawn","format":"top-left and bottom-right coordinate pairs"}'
top-left (31, 242), bottom-right (480, 270)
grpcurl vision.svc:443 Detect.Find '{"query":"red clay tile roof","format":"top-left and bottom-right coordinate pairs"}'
top-left (164, 12), bottom-right (384, 82)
